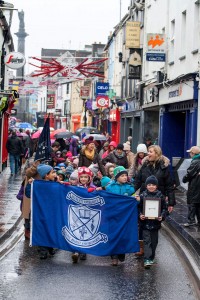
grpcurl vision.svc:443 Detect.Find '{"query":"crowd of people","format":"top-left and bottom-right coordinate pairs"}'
top-left (11, 129), bottom-right (200, 269)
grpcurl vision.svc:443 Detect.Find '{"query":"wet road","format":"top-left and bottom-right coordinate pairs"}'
top-left (0, 230), bottom-right (197, 300)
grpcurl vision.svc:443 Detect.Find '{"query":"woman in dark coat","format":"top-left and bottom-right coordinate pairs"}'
top-left (78, 136), bottom-right (106, 176)
top-left (134, 145), bottom-right (176, 210)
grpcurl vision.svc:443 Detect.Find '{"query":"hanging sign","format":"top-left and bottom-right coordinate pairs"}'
top-left (146, 34), bottom-right (166, 61)
top-left (4, 52), bottom-right (26, 69)
top-left (96, 96), bottom-right (109, 108)
top-left (126, 21), bottom-right (141, 49)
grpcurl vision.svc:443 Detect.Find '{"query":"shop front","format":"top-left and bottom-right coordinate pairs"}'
top-left (159, 78), bottom-right (198, 162)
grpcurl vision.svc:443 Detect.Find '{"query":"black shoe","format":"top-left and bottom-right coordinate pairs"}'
top-left (118, 254), bottom-right (125, 262)
top-left (40, 253), bottom-right (48, 259)
top-left (48, 248), bottom-right (56, 256)
top-left (72, 252), bottom-right (79, 263)
top-left (80, 253), bottom-right (87, 260)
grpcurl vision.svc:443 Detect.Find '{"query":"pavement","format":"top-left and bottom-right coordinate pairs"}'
top-left (0, 166), bottom-right (200, 283)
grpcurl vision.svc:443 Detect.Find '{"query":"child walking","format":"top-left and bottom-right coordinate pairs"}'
top-left (71, 166), bottom-right (96, 263)
top-left (138, 175), bottom-right (167, 268)
top-left (106, 166), bottom-right (135, 266)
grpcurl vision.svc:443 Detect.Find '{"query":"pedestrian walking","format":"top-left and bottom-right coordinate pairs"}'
top-left (182, 146), bottom-right (200, 227)
top-left (6, 130), bottom-right (24, 176)
top-left (123, 142), bottom-right (135, 170)
top-left (106, 166), bottom-right (135, 266)
top-left (137, 175), bottom-right (167, 268)
top-left (102, 141), bottom-right (117, 159)
top-left (102, 144), bottom-right (128, 169)
top-left (128, 143), bottom-right (148, 178)
top-left (78, 136), bottom-right (106, 176)
top-left (134, 145), bottom-right (175, 211)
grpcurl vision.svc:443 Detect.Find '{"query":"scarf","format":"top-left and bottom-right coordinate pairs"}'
top-left (84, 148), bottom-right (95, 160)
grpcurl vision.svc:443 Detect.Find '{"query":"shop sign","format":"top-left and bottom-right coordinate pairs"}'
top-left (46, 94), bottom-right (55, 109)
top-left (96, 96), bottom-right (109, 108)
top-left (146, 34), bottom-right (166, 62)
top-left (126, 21), bottom-right (141, 49)
top-left (4, 52), bottom-right (26, 69)
top-left (96, 82), bottom-right (109, 95)
top-left (109, 109), bottom-right (118, 122)
top-left (72, 115), bottom-right (81, 123)
top-left (80, 86), bottom-right (90, 99)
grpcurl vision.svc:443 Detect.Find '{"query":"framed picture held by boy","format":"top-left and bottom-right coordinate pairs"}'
top-left (143, 198), bottom-right (161, 219)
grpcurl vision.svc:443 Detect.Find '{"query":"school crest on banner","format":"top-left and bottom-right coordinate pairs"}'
top-left (62, 191), bottom-right (108, 248)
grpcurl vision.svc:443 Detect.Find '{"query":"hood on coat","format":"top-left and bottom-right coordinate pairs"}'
top-left (113, 149), bottom-right (126, 159)
top-left (142, 155), bottom-right (170, 168)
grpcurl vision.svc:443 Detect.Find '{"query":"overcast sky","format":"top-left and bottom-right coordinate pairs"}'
top-left (9, 0), bottom-right (130, 73)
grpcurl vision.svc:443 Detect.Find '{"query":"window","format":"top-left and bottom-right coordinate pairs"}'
top-left (181, 11), bottom-right (186, 56)
top-left (169, 20), bottom-right (175, 63)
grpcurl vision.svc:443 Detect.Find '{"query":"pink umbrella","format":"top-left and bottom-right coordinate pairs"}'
top-left (31, 130), bottom-right (41, 139)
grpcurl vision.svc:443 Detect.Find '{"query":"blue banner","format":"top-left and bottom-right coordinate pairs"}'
top-left (31, 181), bottom-right (139, 256)
top-left (34, 117), bottom-right (51, 161)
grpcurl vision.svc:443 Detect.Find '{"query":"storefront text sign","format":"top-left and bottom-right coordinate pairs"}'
top-left (126, 21), bottom-right (141, 49)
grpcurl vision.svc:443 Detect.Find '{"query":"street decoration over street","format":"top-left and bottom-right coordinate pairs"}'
top-left (29, 52), bottom-right (107, 80)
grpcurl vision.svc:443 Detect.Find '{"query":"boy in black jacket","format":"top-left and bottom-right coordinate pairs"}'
top-left (137, 175), bottom-right (167, 268)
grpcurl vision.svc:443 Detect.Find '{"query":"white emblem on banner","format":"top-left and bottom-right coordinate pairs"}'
top-left (62, 192), bottom-right (108, 248)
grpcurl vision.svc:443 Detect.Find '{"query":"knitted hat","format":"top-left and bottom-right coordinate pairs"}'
top-left (72, 158), bottom-right (79, 166)
top-left (137, 143), bottom-right (148, 154)
top-left (57, 170), bottom-right (66, 180)
top-left (65, 165), bottom-right (74, 174)
top-left (37, 164), bottom-right (53, 179)
top-left (69, 170), bottom-right (78, 180)
top-left (57, 163), bottom-right (66, 168)
top-left (101, 176), bottom-right (111, 188)
top-left (88, 163), bottom-right (99, 176)
top-left (123, 143), bottom-right (130, 151)
top-left (66, 151), bottom-right (73, 158)
top-left (113, 166), bottom-right (128, 180)
top-left (186, 146), bottom-right (200, 154)
top-left (116, 143), bottom-right (124, 150)
top-left (145, 175), bottom-right (158, 186)
top-left (109, 141), bottom-right (117, 148)
top-left (103, 142), bottom-right (109, 148)
top-left (78, 167), bottom-right (93, 181)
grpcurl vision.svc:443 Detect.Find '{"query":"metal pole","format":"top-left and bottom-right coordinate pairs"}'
top-left (84, 100), bottom-right (87, 127)
top-left (197, 3), bottom-right (200, 146)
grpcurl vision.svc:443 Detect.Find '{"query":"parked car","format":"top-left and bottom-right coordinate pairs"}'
top-left (75, 127), bottom-right (100, 138)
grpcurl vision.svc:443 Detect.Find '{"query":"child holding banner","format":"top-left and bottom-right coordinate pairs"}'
top-left (25, 164), bottom-right (57, 259)
top-left (106, 166), bottom-right (135, 266)
top-left (71, 166), bottom-right (96, 263)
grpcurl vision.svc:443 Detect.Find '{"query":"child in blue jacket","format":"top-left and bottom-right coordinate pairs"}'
top-left (106, 166), bottom-right (135, 266)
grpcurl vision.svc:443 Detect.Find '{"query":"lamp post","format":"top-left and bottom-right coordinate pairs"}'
top-left (83, 99), bottom-right (87, 127)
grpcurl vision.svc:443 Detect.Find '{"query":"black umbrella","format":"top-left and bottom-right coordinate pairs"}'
top-left (54, 131), bottom-right (74, 139)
